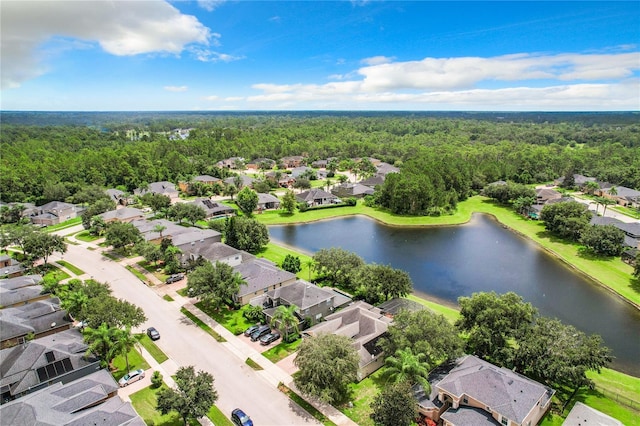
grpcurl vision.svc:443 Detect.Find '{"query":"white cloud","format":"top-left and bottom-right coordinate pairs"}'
top-left (198, 0), bottom-right (226, 12)
top-left (1, 0), bottom-right (212, 89)
top-left (203, 95), bottom-right (219, 101)
top-left (361, 55), bottom-right (394, 66)
top-left (164, 86), bottom-right (188, 92)
top-left (224, 96), bottom-right (244, 101)
top-left (190, 47), bottom-right (244, 63)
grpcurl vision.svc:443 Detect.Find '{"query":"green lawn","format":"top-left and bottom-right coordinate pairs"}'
top-left (261, 339), bottom-right (302, 363)
top-left (406, 294), bottom-right (461, 324)
top-left (126, 265), bottom-right (149, 284)
top-left (258, 243), bottom-right (317, 281)
top-left (43, 217), bottom-right (82, 233)
top-left (245, 357), bottom-right (263, 370)
top-left (55, 259), bottom-right (85, 275)
top-left (130, 385), bottom-right (185, 426)
top-left (278, 383), bottom-right (337, 426)
top-left (136, 334), bottom-right (169, 364)
top-left (43, 265), bottom-right (71, 281)
top-left (74, 230), bottom-right (101, 242)
top-left (163, 294), bottom-right (174, 302)
top-left (207, 405), bottom-right (234, 426)
top-left (342, 369), bottom-right (387, 426)
top-left (111, 346), bottom-right (150, 381)
top-left (195, 302), bottom-right (253, 336)
top-left (137, 260), bottom-right (169, 282)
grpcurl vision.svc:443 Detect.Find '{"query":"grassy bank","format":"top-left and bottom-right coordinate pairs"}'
top-left (258, 196), bottom-right (639, 309)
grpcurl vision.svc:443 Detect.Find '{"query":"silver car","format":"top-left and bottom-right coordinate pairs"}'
top-left (118, 369), bottom-right (145, 387)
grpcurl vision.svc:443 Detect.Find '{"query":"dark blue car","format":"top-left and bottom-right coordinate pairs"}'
top-left (231, 408), bottom-right (253, 426)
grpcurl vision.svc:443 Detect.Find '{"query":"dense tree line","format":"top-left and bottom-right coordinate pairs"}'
top-left (2, 115), bottom-right (639, 204)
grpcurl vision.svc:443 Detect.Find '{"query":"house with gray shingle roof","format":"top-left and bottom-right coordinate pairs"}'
top-left (134, 181), bottom-right (179, 202)
top-left (189, 198), bottom-right (235, 218)
top-left (296, 188), bottom-right (339, 206)
top-left (176, 242), bottom-right (250, 269)
top-left (562, 402), bottom-right (623, 426)
top-left (0, 275), bottom-right (43, 291)
top-left (29, 201), bottom-right (79, 226)
top-left (0, 283), bottom-right (49, 310)
top-left (0, 255), bottom-right (25, 278)
top-left (105, 188), bottom-right (129, 206)
top-left (257, 193), bottom-right (281, 210)
top-left (303, 301), bottom-right (390, 380)
top-left (233, 259), bottom-right (297, 305)
top-left (99, 207), bottom-right (145, 224)
top-left (0, 299), bottom-right (73, 349)
top-left (420, 355), bottom-right (554, 426)
top-left (0, 328), bottom-right (100, 401)
top-left (331, 182), bottom-right (374, 199)
top-left (258, 280), bottom-right (351, 327)
top-left (0, 369), bottom-right (144, 425)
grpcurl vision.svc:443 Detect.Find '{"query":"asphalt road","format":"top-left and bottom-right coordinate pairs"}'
top-left (52, 235), bottom-right (320, 426)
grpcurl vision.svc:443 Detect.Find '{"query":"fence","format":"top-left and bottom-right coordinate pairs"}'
top-left (593, 384), bottom-right (639, 412)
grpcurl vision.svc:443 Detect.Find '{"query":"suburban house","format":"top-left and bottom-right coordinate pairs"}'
top-left (359, 175), bottom-right (385, 188)
top-left (0, 255), bottom-right (25, 279)
top-left (311, 159), bottom-right (328, 168)
top-left (554, 174), bottom-right (597, 188)
top-left (134, 181), bottom-right (180, 202)
top-left (590, 216), bottom-right (640, 250)
top-left (280, 156), bottom-right (306, 168)
top-left (99, 207), bottom-right (145, 224)
top-left (246, 158), bottom-right (275, 170)
top-left (176, 241), bottom-right (249, 269)
top-left (290, 166), bottom-right (315, 179)
top-left (375, 162), bottom-right (400, 176)
top-left (415, 355), bottom-right (554, 426)
top-left (303, 301), bottom-right (392, 380)
top-left (0, 275), bottom-right (42, 291)
top-left (105, 188), bottom-right (129, 206)
top-left (257, 280), bottom-right (352, 327)
top-left (29, 201), bottom-right (78, 226)
top-left (233, 259), bottom-right (298, 306)
top-left (265, 171), bottom-right (296, 188)
top-left (296, 189), bottom-right (340, 206)
top-left (0, 328), bottom-right (101, 402)
top-left (562, 402), bottom-right (623, 426)
top-left (223, 175), bottom-right (255, 189)
top-left (216, 157), bottom-right (245, 169)
top-left (0, 299), bottom-right (73, 349)
top-left (178, 175), bottom-right (222, 193)
top-left (0, 369), bottom-right (144, 425)
top-left (189, 198), bottom-right (235, 219)
top-left (331, 182), bottom-right (375, 199)
top-left (0, 278), bottom-right (49, 309)
top-left (535, 188), bottom-right (562, 204)
top-left (257, 193), bottom-right (281, 211)
top-left (596, 184), bottom-right (640, 208)
top-left (130, 219), bottom-right (221, 245)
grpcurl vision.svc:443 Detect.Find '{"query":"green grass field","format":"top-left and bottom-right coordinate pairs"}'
top-left (43, 265), bottom-right (70, 281)
top-left (111, 347), bottom-right (150, 381)
top-left (261, 339), bottom-right (302, 363)
top-left (43, 217), bottom-right (82, 233)
top-left (74, 230), bottom-right (101, 242)
top-left (195, 302), bottom-right (253, 336)
top-left (180, 307), bottom-right (226, 342)
top-left (55, 259), bottom-right (85, 275)
top-left (136, 334), bottom-right (169, 364)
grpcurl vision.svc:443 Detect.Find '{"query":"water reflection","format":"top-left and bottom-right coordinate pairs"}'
top-left (269, 214), bottom-right (640, 376)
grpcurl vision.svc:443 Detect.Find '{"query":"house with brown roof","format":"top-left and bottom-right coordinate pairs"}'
top-left (415, 355), bottom-right (554, 426)
top-left (303, 301), bottom-right (392, 380)
top-left (0, 369), bottom-right (144, 425)
top-left (233, 259), bottom-right (297, 305)
top-left (246, 158), bottom-right (275, 170)
top-left (331, 182), bottom-right (375, 199)
top-left (178, 175), bottom-right (222, 193)
top-left (217, 157), bottom-right (245, 169)
top-left (134, 181), bottom-right (179, 202)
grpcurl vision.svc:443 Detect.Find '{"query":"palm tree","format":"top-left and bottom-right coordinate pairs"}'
top-left (384, 347), bottom-right (431, 394)
top-left (601, 197), bottom-right (616, 217)
top-left (111, 327), bottom-right (138, 373)
top-left (62, 290), bottom-right (89, 320)
top-left (609, 186), bottom-right (618, 196)
top-left (270, 304), bottom-right (300, 343)
top-left (305, 259), bottom-right (315, 281)
top-left (153, 224), bottom-right (167, 239)
top-left (83, 323), bottom-right (117, 368)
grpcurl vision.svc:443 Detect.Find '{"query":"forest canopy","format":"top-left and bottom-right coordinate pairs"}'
top-left (1, 112), bottom-right (639, 204)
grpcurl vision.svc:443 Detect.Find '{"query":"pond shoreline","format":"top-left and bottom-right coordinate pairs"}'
top-left (261, 196), bottom-right (640, 312)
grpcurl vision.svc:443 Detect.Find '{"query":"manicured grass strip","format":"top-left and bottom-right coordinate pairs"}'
top-left (55, 260), bottom-right (85, 275)
top-left (74, 230), bottom-right (101, 242)
top-left (102, 252), bottom-right (119, 261)
top-left (136, 334), bottom-right (169, 364)
top-left (406, 294), bottom-right (461, 324)
top-left (207, 405), bottom-right (234, 426)
top-left (278, 383), bottom-right (337, 426)
top-left (180, 307), bottom-right (226, 342)
top-left (176, 288), bottom-right (188, 297)
top-left (245, 357), bottom-right (263, 371)
top-left (126, 265), bottom-right (149, 284)
top-left (44, 217), bottom-right (82, 232)
top-left (262, 339), bottom-right (302, 363)
top-left (111, 347), bottom-right (150, 381)
top-left (163, 294), bottom-right (174, 302)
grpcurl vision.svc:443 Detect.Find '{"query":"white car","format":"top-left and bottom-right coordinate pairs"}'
top-left (118, 369), bottom-right (145, 387)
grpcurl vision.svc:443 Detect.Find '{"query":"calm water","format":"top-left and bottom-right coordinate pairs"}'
top-left (269, 214), bottom-right (640, 376)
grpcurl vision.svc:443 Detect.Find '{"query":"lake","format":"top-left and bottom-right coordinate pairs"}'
top-left (268, 214), bottom-right (640, 376)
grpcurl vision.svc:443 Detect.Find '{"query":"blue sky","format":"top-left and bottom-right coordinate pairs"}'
top-left (1, 1), bottom-right (639, 111)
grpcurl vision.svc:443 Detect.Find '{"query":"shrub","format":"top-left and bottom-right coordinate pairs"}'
top-left (298, 202), bottom-right (308, 212)
top-left (151, 370), bottom-right (163, 388)
top-left (243, 305), bottom-right (265, 323)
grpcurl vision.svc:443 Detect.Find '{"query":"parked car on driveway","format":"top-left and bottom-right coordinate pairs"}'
top-left (118, 369), bottom-right (145, 387)
top-left (250, 325), bottom-right (271, 341)
top-left (146, 327), bottom-right (160, 340)
top-left (243, 324), bottom-right (262, 337)
top-left (165, 274), bottom-right (184, 284)
top-left (259, 331), bottom-right (280, 346)
top-left (231, 408), bottom-right (253, 426)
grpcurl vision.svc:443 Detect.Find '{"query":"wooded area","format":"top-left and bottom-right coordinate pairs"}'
top-left (1, 113), bottom-right (639, 204)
